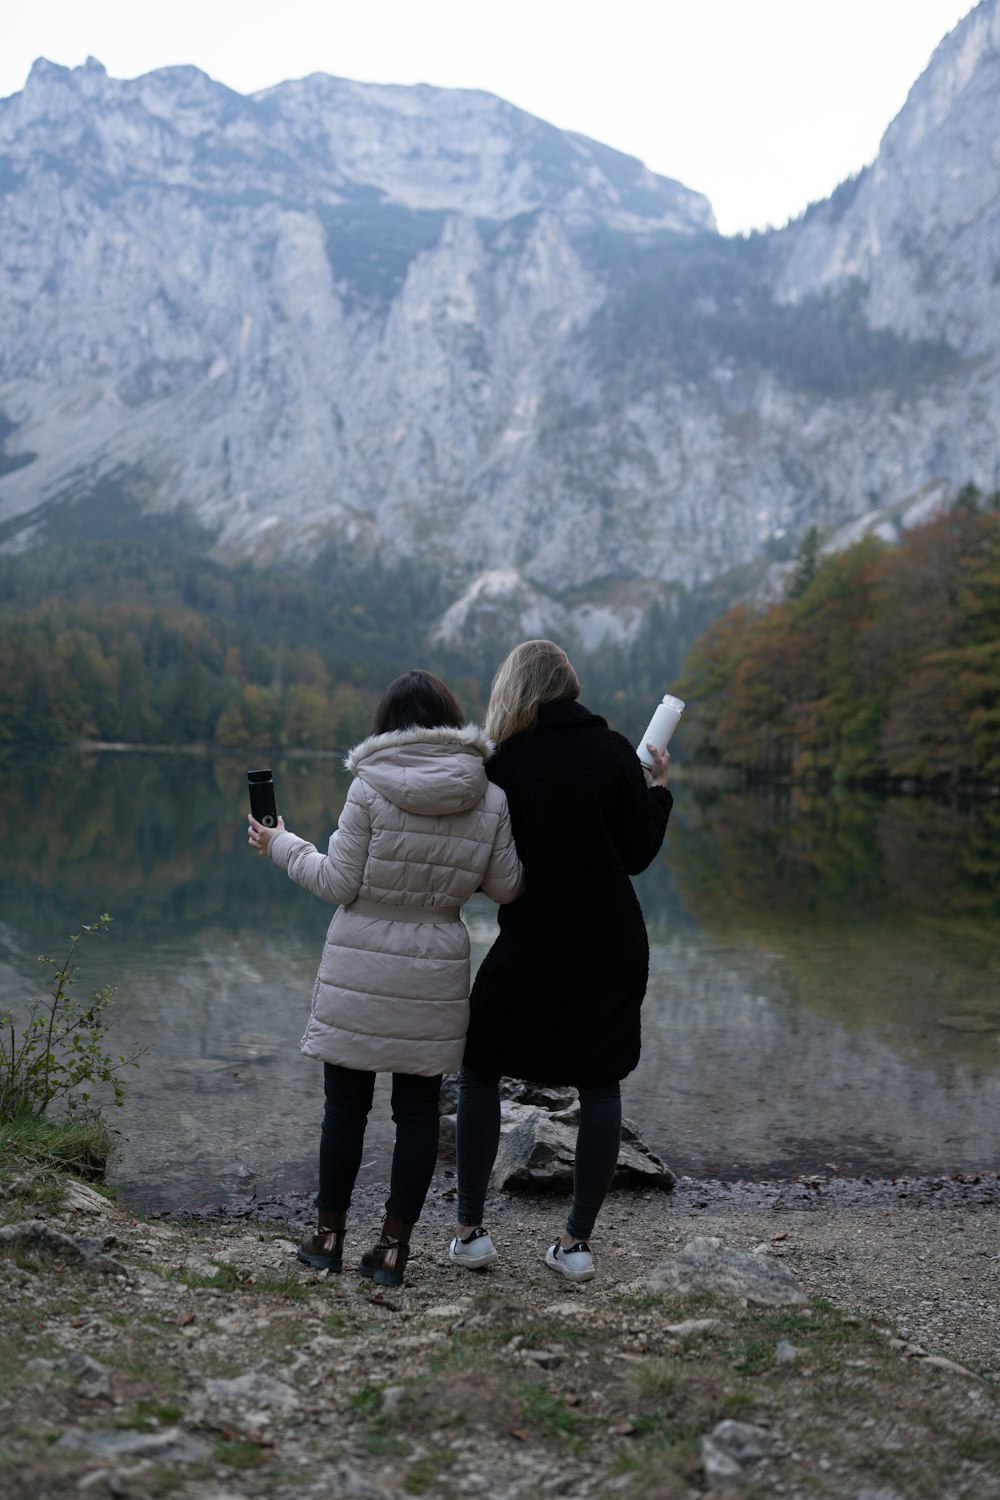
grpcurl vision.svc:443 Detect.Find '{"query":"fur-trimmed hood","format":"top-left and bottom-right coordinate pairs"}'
top-left (345, 724), bottom-right (496, 817)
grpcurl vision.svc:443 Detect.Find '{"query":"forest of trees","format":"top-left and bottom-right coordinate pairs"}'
top-left (2, 483), bottom-right (998, 787)
top-left (0, 524), bottom-right (475, 751)
top-left (675, 486), bottom-right (1000, 787)
top-left (582, 230), bottom-right (957, 400)
top-left (0, 477), bottom-right (741, 752)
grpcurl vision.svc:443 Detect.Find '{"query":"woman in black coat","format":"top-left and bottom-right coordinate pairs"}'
top-left (449, 639), bottom-right (672, 1283)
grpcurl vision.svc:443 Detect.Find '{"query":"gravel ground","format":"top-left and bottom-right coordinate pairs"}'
top-left (206, 1167), bottom-right (1000, 1376)
top-left (2, 1169), bottom-right (998, 1500)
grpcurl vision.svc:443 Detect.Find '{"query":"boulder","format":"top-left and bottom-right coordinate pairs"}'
top-left (440, 1097), bottom-right (675, 1190)
top-left (0, 1219), bottom-right (124, 1272)
top-left (649, 1236), bottom-right (807, 1306)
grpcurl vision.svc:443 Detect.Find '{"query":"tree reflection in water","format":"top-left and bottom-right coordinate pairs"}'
top-left (3, 754), bottom-right (999, 1196)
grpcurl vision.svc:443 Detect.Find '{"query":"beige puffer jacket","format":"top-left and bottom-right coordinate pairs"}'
top-left (267, 724), bottom-right (523, 1076)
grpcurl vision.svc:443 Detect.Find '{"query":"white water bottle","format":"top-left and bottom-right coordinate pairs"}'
top-left (637, 694), bottom-right (685, 768)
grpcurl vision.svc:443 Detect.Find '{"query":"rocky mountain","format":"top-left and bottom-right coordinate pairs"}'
top-left (0, 2), bottom-right (997, 649)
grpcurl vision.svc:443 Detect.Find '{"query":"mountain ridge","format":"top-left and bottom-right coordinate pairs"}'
top-left (1, 2), bottom-right (998, 649)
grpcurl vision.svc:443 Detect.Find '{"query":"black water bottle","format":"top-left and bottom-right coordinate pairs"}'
top-left (247, 768), bottom-right (278, 828)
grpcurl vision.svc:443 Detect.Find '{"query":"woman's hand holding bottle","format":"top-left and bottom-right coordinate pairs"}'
top-left (645, 745), bottom-right (670, 788)
top-left (248, 812), bottom-right (285, 856)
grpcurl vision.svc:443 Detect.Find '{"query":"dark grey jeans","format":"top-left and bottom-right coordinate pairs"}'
top-left (456, 1067), bottom-right (622, 1241)
top-left (317, 1063), bottom-right (442, 1225)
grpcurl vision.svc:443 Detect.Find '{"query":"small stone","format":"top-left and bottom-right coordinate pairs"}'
top-left (331, 1461), bottom-right (383, 1496)
top-left (62, 1351), bottom-right (111, 1398)
top-left (701, 1419), bottom-right (774, 1486)
top-left (922, 1354), bottom-right (982, 1378)
top-left (775, 1339), bottom-right (801, 1363)
top-left (522, 1348), bottom-right (562, 1368)
top-left (203, 1370), bottom-right (298, 1412)
top-left (423, 1303), bottom-right (469, 1318)
top-left (77, 1470), bottom-right (111, 1492)
top-left (56, 1427), bottom-right (211, 1463)
top-left (60, 1180), bottom-right (122, 1219)
top-left (664, 1318), bottom-right (723, 1336)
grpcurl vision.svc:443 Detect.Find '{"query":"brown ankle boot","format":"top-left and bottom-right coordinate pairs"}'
top-left (358, 1214), bottom-right (412, 1288)
top-left (298, 1208), bottom-right (346, 1272)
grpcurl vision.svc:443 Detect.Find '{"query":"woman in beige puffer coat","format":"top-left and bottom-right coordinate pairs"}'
top-left (248, 671), bottom-right (522, 1287)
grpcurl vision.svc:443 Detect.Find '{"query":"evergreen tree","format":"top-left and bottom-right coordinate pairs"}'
top-left (785, 526), bottom-right (821, 600)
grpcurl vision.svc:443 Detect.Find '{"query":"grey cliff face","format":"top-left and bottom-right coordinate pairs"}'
top-left (0, 7), bottom-right (997, 647)
top-left (778, 0), bottom-right (1000, 356)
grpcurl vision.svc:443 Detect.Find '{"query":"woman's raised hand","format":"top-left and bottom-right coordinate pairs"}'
top-left (248, 812), bottom-right (285, 855)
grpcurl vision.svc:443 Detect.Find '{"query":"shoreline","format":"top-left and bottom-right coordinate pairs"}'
top-left (6, 739), bottom-right (999, 797)
top-left (162, 1168), bottom-right (1000, 1229)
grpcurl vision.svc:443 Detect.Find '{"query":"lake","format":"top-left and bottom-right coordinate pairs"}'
top-left (2, 749), bottom-right (998, 1211)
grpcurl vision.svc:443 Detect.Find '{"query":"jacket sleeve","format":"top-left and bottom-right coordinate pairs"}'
top-left (267, 780), bottom-right (372, 906)
top-left (479, 790), bottom-right (525, 905)
top-left (606, 735), bottom-right (673, 876)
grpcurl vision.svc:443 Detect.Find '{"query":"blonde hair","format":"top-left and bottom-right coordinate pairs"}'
top-left (485, 640), bottom-right (580, 745)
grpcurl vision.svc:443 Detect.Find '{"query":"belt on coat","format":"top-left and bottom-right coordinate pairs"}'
top-left (346, 897), bottom-right (462, 924)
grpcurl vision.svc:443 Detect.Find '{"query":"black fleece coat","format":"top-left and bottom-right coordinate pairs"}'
top-left (463, 698), bottom-right (672, 1085)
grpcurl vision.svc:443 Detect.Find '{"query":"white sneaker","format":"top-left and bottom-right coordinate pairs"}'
top-left (449, 1227), bottom-right (499, 1269)
top-left (545, 1240), bottom-right (595, 1282)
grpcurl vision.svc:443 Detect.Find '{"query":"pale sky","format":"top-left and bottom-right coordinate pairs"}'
top-left (0, 0), bottom-right (980, 235)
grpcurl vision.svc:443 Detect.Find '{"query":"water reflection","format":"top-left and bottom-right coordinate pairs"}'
top-left (625, 786), bottom-right (1000, 1178)
top-left (660, 786), bottom-right (1000, 1069)
top-left (1, 753), bottom-right (998, 1203)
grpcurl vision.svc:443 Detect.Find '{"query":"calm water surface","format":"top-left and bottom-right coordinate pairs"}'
top-left (2, 750), bottom-right (998, 1209)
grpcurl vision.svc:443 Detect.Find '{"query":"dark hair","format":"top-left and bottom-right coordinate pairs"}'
top-left (372, 671), bottom-right (465, 735)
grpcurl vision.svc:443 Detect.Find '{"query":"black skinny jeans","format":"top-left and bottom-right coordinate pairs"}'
top-left (456, 1067), bottom-right (622, 1242)
top-left (317, 1063), bottom-right (442, 1225)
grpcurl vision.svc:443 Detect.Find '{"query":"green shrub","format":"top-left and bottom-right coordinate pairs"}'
top-left (0, 914), bottom-right (141, 1122)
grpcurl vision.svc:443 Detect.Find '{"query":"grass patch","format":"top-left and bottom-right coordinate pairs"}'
top-left (164, 1261), bottom-right (308, 1300)
top-left (514, 1380), bottom-right (587, 1451)
top-left (0, 1113), bottom-right (115, 1197)
top-left (348, 1386), bottom-right (413, 1456)
top-left (426, 1335), bottom-right (484, 1376)
top-left (403, 1451), bottom-right (456, 1493)
top-left (348, 1383), bottom-right (387, 1414)
top-left (144, 1468), bottom-right (183, 1499)
top-left (114, 1399), bottom-right (185, 1431)
top-left (0, 1331), bottom-right (65, 1397)
top-left (948, 1431), bottom-right (1000, 1465)
top-left (619, 1411), bottom-right (705, 1468)
top-left (633, 1357), bottom-right (685, 1400)
top-left (213, 1438), bottom-right (267, 1469)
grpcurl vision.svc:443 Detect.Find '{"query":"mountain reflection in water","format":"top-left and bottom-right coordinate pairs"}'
top-left (1, 751), bottom-right (997, 1209)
